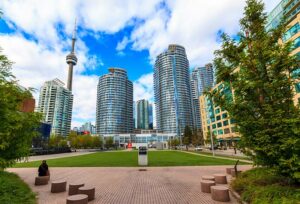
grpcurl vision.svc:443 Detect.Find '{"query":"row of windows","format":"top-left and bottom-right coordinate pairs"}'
top-left (283, 22), bottom-right (300, 42)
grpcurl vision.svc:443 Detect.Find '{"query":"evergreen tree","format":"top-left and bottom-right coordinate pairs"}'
top-left (183, 126), bottom-right (192, 150)
top-left (210, 0), bottom-right (300, 181)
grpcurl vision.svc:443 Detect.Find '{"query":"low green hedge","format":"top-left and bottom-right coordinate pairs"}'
top-left (0, 171), bottom-right (36, 204)
top-left (231, 168), bottom-right (300, 204)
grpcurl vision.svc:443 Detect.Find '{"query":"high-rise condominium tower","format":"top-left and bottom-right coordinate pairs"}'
top-left (190, 63), bottom-right (214, 129)
top-left (136, 99), bottom-right (153, 129)
top-left (96, 68), bottom-right (133, 134)
top-left (154, 44), bottom-right (194, 135)
top-left (38, 79), bottom-right (73, 137)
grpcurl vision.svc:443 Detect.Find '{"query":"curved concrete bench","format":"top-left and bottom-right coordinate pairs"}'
top-left (201, 175), bottom-right (215, 181)
top-left (78, 186), bottom-right (95, 201)
top-left (200, 180), bottom-right (215, 193)
top-left (213, 174), bottom-right (227, 184)
top-left (66, 194), bottom-right (88, 204)
top-left (226, 167), bottom-right (234, 174)
top-left (51, 180), bottom-right (67, 193)
top-left (231, 170), bottom-right (242, 177)
top-left (35, 176), bottom-right (49, 185)
top-left (69, 183), bottom-right (85, 195)
top-left (211, 186), bottom-right (230, 202)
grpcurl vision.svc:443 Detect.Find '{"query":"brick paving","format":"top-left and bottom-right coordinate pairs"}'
top-left (9, 166), bottom-right (251, 204)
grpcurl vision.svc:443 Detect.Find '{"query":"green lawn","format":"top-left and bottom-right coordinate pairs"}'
top-left (14, 151), bottom-right (247, 167)
top-left (0, 171), bottom-right (36, 204)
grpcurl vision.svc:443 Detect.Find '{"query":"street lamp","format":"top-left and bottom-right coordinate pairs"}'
top-left (209, 120), bottom-right (215, 156)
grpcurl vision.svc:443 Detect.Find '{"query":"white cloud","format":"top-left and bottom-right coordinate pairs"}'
top-left (133, 73), bottom-right (153, 102)
top-left (116, 37), bottom-right (129, 51)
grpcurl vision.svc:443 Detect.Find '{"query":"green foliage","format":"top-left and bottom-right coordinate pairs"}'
top-left (0, 48), bottom-right (42, 169)
top-left (0, 171), bottom-right (36, 204)
top-left (168, 138), bottom-right (180, 149)
top-left (183, 126), bottom-right (193, 149)
top-left (105, 137), bottom-right (114, 149)
top-left (191, 128), bottom-right (204, 146)
top-left (205, 130), bottom-right (217, 146)
top-left (210, 0), bottom-right (300, 181)
top-left (67, 132), bottom-right (103, 149)
top-left (231, 168), bottom-right (300, 204)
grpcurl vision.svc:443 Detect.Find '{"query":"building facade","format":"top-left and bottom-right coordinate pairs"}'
top-left (199, 83), bottom-right (239, 146)
top-left (268, 0), bottom-right (300, 104)
top-left (136, 99), bottom-right (153, 129)
top-left (96, 68), bottom-right (133, 134)
top-left (190, 63), bottom-right (214, 130)
top-left (37, 79), bottom-right (73, 137)
top-left (154, 44), bottom-right (194, 135)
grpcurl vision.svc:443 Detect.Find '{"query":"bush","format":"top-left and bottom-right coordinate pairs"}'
top-left (231, 168), bottom-right (300, 204)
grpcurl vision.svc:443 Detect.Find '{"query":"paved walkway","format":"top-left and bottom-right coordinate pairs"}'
top-left (18, 151), bottom-right (95, 162)
top-left (9, 165), bottom-right (251, 204)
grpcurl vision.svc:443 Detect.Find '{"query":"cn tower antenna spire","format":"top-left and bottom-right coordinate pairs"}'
top-left (66, 18), bottom-right (78, 91)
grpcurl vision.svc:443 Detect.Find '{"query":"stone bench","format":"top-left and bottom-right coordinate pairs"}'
top-left (231, 170), bottom-right (242, 177)
top-left (211, 186), bottom-right (230, 202)
top-left (78, 186), bottom-right (95, 201)
top-left (226, 167), bottom-right (235, 174)
top-left (69, 183), bottom-right (85, 195)
top-left (201, 175), bottom-right (215, 181)
top-left (200, 180), bottom-right (215, 193)
top-left (51, 180), bottom-right (67, 193)
top-left (35, 176), bottom-right (49, 185)
top-left (66, 194), bottom-right (88, 204)
top-left (213, 174), bottom-right (227, 184)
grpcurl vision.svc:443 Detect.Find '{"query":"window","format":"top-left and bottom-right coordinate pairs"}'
top-left (215, 108), bottom-right (220, 114)
top-left (295, 83), bottom-right (300, 93)
top-left (217, 122), bottom-right (222, 128)
top-left (218, 130), bottom-right (224, 135)
top-left (230, 119), bottom-right (236, 124)
top-left (212, 124), bottom-right (217, 129)
top-left (292, 37), bottom-right (300, 50)
top-left (223, 120), bottom-right (229, 126)
top-left (224, 128), bottom-right (230, 134)
top-left (283, 23), bottom-right (300, 42)
top-left (292, 68), bottom-right (300, 79)
top-left (222, 113), bottom-right (228, 119)
top-left (216, 115), bottom-right (221, 121)
top-left (213, 130), bottom-right (217, 136)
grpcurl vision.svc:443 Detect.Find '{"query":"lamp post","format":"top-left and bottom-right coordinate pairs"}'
top-left (209, 120), bottom-right (215, 156)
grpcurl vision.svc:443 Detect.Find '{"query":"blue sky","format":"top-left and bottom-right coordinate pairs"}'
top-left (0, 0), bottom-right (280, 127)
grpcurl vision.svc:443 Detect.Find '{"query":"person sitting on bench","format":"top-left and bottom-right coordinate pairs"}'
top-left (38, 160), bottom-right (49, 177)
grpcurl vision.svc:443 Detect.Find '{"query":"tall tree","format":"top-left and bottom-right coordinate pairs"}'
top-left (183, 125), bottom-right (192, 150)
top-left (0, 48), bottom-right (41, 169)
top-left (210, 0), bottom-right (300, 181)
top-left (192, 128), bottom-right (204, 146)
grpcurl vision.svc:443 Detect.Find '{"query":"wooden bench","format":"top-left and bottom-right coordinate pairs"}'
top-left (78, 186), bottom-right (95, 201)
top-left (200, 180), bottom-right (215, 193)
top-left (66, 194), bottom-right (88, 204)
top-left (201, 175), bottom-right (215, 181)
top-left (69, 183), bottom-right (85, 195)
top-left (51, 180), bottom-right (67, 193)
top-left (211, 186), bottom-right (230, 202)
top-left (35, 176), bottom-right (49, 185)
top-left (213, 174), bottom-right (227, 184)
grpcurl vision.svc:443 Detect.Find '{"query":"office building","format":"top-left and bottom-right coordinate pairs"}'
top-left (96, 68), bottom-right (133, 135)
top-left (37, 79), bottom-right (73, 137)
top-left (136, 99), bottom-right (153, 129)
top-left (190, 63), bottom-right (214, 129)
top-left (154, 44), bottom-right (194, 135)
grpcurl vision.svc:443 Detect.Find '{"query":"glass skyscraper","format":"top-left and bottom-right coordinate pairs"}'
top-left (37, 78), bottom-right (73, 137)
top-left (136, 99), bottom-right (153, 129)
top-left (154, 44), bottom-right (194, 135)
top-left (190, 63), bottom-right (214, 129)
top-left (96, 68), bottom-right (133, 135)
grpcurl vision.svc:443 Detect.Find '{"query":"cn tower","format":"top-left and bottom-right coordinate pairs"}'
top-left (66, 20), bottom-right (78, 91)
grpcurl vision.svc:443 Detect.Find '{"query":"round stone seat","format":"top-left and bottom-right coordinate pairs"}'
top-left (213, 174), bottom-right (227, 184)
top-left (78, 186), bottom-right (95, 201)
top-left (200, 180), bottom-right (215, 193)
top-left (66, 194), bottom-right (88, 204)
top-left (226, 167), bottom-right (235, 174)
top-left (51, 180), bottom-right (67, 193)
top-left (211, 186), bottom-right (230, 202)
top-left (201, 175), bottom-right (215, 181)
top-left (35, 176), bottom-right (49, 185)
top-left (231, 170), bottom-right (242, 177)
top-left (69, 183), bottom-right (85, 195)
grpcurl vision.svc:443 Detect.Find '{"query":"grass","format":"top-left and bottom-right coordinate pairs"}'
top-left (231, 168), bottom-right (300, 204)
top-left (14, 151), bottom-right (247, 167)
top-left (0, 171), bottom-right (36, 204)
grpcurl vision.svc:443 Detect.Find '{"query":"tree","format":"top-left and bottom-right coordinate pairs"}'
top-left (210, 0), bottom-right (300, 181)
top-left (92, 136), bottom-right (103, 148)
top-left (205, 131), bottom-right (217, 147)
top-left (192, 128), bottom-right (204, 146)
top-left (105, 137), bottom-right (114, 149)
top-left (0, 48), bottom-right (41, 169)
top-left (183, 126), bottom-right (193, 150)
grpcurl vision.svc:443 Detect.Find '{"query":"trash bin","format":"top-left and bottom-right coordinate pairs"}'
top-left (138, 146), bottom-right (148, 166)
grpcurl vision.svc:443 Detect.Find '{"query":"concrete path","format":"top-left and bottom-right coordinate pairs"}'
top-left (9, 165), bottom-right (251, 204)
top-left (19, 151), bottom-right (95, 162)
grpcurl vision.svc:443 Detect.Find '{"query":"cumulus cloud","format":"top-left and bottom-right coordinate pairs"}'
top-left (133, 72), bottom-right (154, 102)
